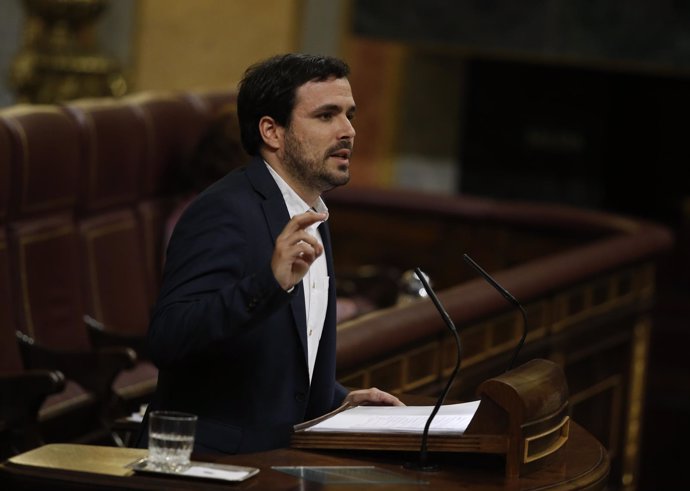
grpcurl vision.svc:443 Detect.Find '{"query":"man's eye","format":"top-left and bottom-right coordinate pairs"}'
top-left (318, 113), bottom-right (333, 121)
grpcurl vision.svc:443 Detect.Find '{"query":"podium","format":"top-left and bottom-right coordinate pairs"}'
top-left (292, 358), bottom-right (570, 478)
top-left (0, 360), bottom-right (609, 490)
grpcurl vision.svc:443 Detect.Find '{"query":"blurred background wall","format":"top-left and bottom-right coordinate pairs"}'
top-left (2, 0), bottom-right (690, 194)
top-left (0, 1), bottom-right (688, 488)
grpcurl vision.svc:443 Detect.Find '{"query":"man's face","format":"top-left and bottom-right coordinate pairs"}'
top-left (279, 76), bottom-right (356, 195)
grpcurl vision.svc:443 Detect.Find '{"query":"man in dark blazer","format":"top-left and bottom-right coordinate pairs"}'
top-left (143, 53), bottom-right (402, 454)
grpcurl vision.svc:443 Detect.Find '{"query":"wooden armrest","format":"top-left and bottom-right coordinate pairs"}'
top-left (0, 369), bottom-right (65, 455)
top-left (0, 370), bottom-right (65, 423)
top-left (84, 315), bottom-right (150, 361)
top-left (16, 331), bottom-right (136, 402)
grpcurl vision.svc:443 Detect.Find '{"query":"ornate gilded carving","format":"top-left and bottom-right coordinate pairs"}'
top-left (10, 0), bottom-right (127, 103)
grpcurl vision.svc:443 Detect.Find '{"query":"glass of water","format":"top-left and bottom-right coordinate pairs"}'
top-left (148, 411), bottom-right (197, 472)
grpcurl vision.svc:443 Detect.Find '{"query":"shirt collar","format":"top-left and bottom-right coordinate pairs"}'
top-left (264, 161), bottom-right (329, 221)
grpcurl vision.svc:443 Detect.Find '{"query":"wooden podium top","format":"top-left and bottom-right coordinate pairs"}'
top-left (0, 422), bottom-right (608, 491)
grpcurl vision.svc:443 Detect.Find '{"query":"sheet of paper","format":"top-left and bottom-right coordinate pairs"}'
top-left (182, 465), bottom-right (252, 481)
top-left (303, 401), bottom-right (480, 435)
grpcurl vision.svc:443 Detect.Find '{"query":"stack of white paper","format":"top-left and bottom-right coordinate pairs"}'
top-left (303, 401), bottom-right (480, 435)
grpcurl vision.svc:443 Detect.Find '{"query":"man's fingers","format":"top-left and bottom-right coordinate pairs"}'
top-left (277, 230), bottom-right (323, 256)
top-left (276, 211), bottom-right (326, 257)
top-left (344, 388), bottom-right (405, 407)
top-left (293, 240), bottom-right (323, 263)
top-left (271, 211), bottom-right (327, 291)
top-left (283, 211), bottom-right (327, 234)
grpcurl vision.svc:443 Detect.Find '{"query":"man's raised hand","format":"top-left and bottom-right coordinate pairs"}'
top-left (272, 211), bottom-right (327, 291)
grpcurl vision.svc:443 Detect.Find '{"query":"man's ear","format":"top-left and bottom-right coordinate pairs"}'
top-left (258, 116), bottom-right (283, 151)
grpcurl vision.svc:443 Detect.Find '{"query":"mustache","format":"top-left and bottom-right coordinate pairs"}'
top-left (326, 141), bottom-right (353, 154)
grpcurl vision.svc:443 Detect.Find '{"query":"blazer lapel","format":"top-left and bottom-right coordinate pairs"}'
top-left (319, 220), bottom-right (335, 282)
top-left (247, 158), bottom-right (309, 366)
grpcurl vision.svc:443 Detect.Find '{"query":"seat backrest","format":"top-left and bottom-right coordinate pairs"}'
top-left (125, 92), bottom-right (210, 198)
top-left (182, 89), bottom-right (237, 118)
top-left (7, 215), bottom-right (89, 351)
top-left (137, 196), bottom-right (174, 300)
top-left (1, 225), bottom-right (69, 458)
top-left (77, 209), bottom-right (152, 336)
top-left (1, 106), bottom-right (89, 351)
top-left (62, 99), bottom-right (154, 333)
top-left (64, 99), bottom-right (148, 214)
top-left (1, 106), bottom-right (81, 221)
top-left (0, 123), bottom-right (11, 224)
top-left (125, 92), bottom-right (211, 295)
top-left (0, 229), bottom-right (23, 374)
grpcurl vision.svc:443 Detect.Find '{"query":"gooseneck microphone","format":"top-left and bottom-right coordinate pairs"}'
top-left (462, 253), bottom-right (528, 372)
top-left (404, 268), bottom-right (462, 472)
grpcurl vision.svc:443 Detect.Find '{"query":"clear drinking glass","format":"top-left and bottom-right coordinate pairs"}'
top-left (148, 411), bottom-right (197, 472)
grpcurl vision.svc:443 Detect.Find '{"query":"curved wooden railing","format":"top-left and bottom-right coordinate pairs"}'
top-left (324, 185), bottom-right (673, 490)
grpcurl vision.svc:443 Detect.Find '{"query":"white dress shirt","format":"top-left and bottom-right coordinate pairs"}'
top-left (265, 163), bottom-right (329, 383)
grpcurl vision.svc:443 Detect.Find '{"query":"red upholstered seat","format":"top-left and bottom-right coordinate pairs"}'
top-left (0, 230), bottom-right (25, 374)
top-left (6, 213), bottom-right (134, 447)
top-left (125, 92), bottom-right (211, 297)
top-left (1, 106), bottom-right (89, 352)
top-left (0, 229), bottom-right (65, 458)
top-left (125, 92), bottom-right (210, 198)
top-left (65, 99), bottom-right (160, 410)
top-left (1, 106), bottom-right (80, 220)
top-left (76, 209), bottom-right (158, 407)
top-left (0, 122), bottom-right (10, 224)
top-left (182, 88), bottom-right (237, 117)
top-left (66, 99), bottom-right (154, 336)
top-left (64, 99), bottom-right (147, 214)
top-left (0, 91), bottom-right (244, 451)
top-left (137, 196), bottom-right (174, 296)
top-left (77, 210), bottom-right (152, 337)
top-left (1, 106), bottom-right (135, 447)
top-left (8, 215), bottom-right (90, 350)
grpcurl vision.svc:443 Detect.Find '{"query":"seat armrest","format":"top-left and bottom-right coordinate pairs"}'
top-left (0, 369), bottom-right (65, 422)
top-left (16, 331), bottom-right (136, 402)
top-left (0, 369), bottom-right (65, 455)
top-left (84, 315), bottom-right (150, 361)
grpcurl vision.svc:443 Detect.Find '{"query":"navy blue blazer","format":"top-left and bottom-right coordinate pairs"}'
top-left (143, 157), bottom-right (347, 454)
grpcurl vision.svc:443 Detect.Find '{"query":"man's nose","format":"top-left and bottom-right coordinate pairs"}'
top-left (339, 116), bottom-right (355, 140)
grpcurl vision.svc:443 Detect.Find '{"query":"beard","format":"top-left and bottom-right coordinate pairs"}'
top-left (282, 130), bottom-right (351, 194)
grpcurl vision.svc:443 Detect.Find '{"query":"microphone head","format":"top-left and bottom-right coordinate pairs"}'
top-left (413, 267), bottom-right (458, 334)
top-left (399, 269), bottom-right (431, 300)
top-left (462, 254), bottom-right (520, 307)
top-left (462, 253), bottom-right (528, 371)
